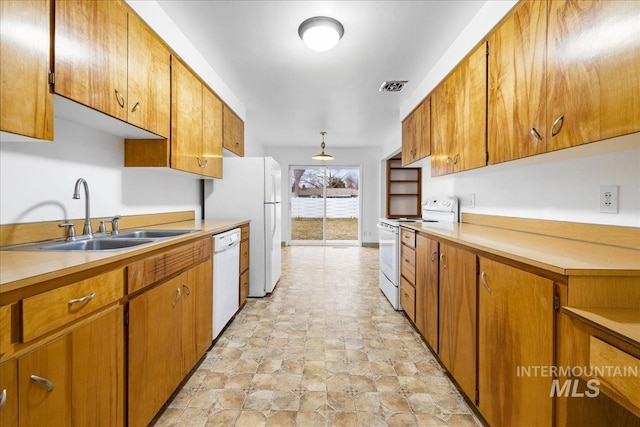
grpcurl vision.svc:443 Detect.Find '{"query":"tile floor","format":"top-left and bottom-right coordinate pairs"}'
top-left (152, 246), bottom-right (480, 426)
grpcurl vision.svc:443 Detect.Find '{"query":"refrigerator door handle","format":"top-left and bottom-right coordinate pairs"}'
top-left (271, 204), bottom-right (277, 239)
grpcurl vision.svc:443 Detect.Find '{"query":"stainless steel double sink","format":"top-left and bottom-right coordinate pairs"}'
top-left (4, 229), bottom-right (198, 252)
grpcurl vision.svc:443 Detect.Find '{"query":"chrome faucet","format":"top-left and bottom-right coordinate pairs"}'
top-left (73, 178), bottom-right (93, 238)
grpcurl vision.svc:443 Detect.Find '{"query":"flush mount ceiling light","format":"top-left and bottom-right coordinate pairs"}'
top-left (312, 131), bottom-right (334, 161)
top-left (298, 16), bottom-right (344, 52)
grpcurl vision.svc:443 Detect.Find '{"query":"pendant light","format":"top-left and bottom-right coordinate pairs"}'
top-left (298, 17), bottom-right (344, 52)
top-left (312, 131), bottom-right (334, 161)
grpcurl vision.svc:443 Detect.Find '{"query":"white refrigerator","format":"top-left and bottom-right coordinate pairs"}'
top-left (204, 157), bottom-right (282, 297)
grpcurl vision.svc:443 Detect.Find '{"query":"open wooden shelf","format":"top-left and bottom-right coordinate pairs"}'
top-left (386, 155), bottom-right (422, 218)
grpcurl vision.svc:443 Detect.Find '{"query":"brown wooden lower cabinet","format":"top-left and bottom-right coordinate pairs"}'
top-left (239, 224), bottom-right (250, 305)
top-left (415, 235), bottom-right (438, 351)
top-left (18, 306), bottom-right (124, 427)
top-left (0, 359), bottom-right (18, 427)
top-left (128, 258), bottom-right (212, 427)
top-left (438, 243), bottom-right (477, 400)
top-left (477, 257), bottom-right (554, 427)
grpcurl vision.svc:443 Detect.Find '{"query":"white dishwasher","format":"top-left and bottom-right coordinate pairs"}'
top-left (212, 228), bottom-right (240, 340)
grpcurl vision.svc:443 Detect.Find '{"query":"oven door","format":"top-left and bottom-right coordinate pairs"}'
top-left (377, 222), bottom-right (398, 285)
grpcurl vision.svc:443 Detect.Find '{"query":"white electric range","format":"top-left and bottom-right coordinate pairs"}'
top-left (377, 196), bottom-right (459, 310)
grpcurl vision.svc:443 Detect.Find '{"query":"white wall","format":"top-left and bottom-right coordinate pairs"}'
top-left (266, 146), bottom-right (382, 244)
top-left (417, 134), bottom-right (640, 227)
top-left (0, 118), bottom-right (200, 225)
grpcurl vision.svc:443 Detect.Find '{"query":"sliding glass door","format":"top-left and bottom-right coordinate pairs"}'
top-left (289, 166), bottom-right (360, 246)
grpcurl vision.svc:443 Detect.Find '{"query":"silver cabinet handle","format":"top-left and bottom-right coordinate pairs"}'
top-left (68, 292), bottom-right (96, 305)
top-left (440, 253), bottom-right (447, 269)
top-left (481, 271), bottom-right (491, 293)
top-left (114, 89), bottom-right (125, 108)
top-left (551, 115), bottom-right (564, 136)
top-left (182, 284), bottom-right (191, 296)
top-left (131, 101), bottom-right (140, 113)
top-left (0, 388), bottom-right (6, 412)
top-left (172, 287), bottom-right (181, 308)
top-left (203, 159), bottom-right (208, 168)
top-left (30, 375), bottom-right (54, 392)
top-left (530, 127), bottom-right (542, 141)
top-left (430, 251), bottom-right (438, 262)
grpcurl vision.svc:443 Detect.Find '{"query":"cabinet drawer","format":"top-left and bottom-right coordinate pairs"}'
top-left (240, 240), bottom-right (249, 273)
top-left (128, 238), bottom-right (211, 293)
top-left (400, 228), bottom-right (416, 248)
top-left (240, 270), bottom-right (249, 305)
top-left (400, 277), bottom-right (416, 322)
top-left (401, 244), bottom-right (416, 283)
top-left (240, 225), bottom-right (249, 241)
top-left (22, 269), bottom-right (124, 342)
top-left (590, 336), bottom-right (640, 411)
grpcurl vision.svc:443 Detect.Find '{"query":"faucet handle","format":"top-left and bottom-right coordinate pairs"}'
top-left (98, 220), bottom-right (107, 233)
top-left (58, 223), bottom-right (76, 241)
top-left (110, 215), bottom-right (122, 235)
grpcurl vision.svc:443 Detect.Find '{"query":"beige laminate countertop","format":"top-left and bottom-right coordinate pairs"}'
top-left (400, 222), bottom-right (640, 276)
top-left (0, 219), bottom-right (248, 293)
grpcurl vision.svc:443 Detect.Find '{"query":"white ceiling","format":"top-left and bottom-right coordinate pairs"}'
top-left (156, 1), bottom-right (486, 150)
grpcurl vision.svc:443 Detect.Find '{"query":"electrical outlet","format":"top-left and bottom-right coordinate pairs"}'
top-left (470, 193), bottom-right (476, 209)
top-left (599, 185), bottom-right (619, 214)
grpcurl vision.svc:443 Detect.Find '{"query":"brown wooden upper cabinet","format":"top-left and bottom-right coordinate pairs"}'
top-left (401, 97), bottom-right (430, 166)
top-left (171, 58), bottom-right (223, 179)
top-left (0, 0), bottom-right (54, 140)
top-left (127, 11), bottom-right (171, 138)
top-left (223, 105), bottom-right (245, 156)
top-left (55, 0), bottom-right (170, 138)
top-left (488, 0), bottom-right (640, 163)
top-left (431, 43), bottom-right (487, 177)
top-left (487, 0), bottom-right (547, 164)
top-left (546, 0), bottom-right (640, 151)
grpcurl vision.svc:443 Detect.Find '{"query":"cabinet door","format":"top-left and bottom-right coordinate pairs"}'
top-left (478, 257), bottom-right (554, 427)
top-left (401, 106), bottom-right (421, 166)
top-left (0, 359), bottom-right (18, 427)
top-left (202, 88), bottom-right (224, 178)
top-left (171, 58), bottom-right (203, 176)
top-left (69, 306), bottom-right (124, 426)
top-left (416, 235), bottom-right (439, 351)
top-left (0, 0), bottom-right (53, 140)
top-left (223, 105), bottom-right (244, 156)
top-left (181, 260), bottom-right (213, 372)
top-left (129, 275), bottom-right (185, 427)
top-left (488, 0), bottom-right (547, 164)
top-left (438, 244), bottom-right (476, 399)
top-left (55, 0), bottom-right (128, 121)
top-left (432, 44), bottom-right (487, 176)
top-left (127, 11), bottom-right (170, 138)
top-left (19, 336), bottom-right (69, 426)
top-left (192, 259), bottom-right (213, 359)
top-left (18, 306), bottom-right (123, 426)
top-left (547, 0), bottom-right (640, 151)
top-left (419, 97), bottom-right (431, 159)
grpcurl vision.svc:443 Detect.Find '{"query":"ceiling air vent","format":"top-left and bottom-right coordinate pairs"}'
top-left (379, 80), bottom-right (408, 92)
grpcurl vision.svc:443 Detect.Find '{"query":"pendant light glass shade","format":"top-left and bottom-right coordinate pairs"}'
top-left (312, 131), bottom-right (334, 160)
top-left (298, 17), bottom-right (344, 52)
